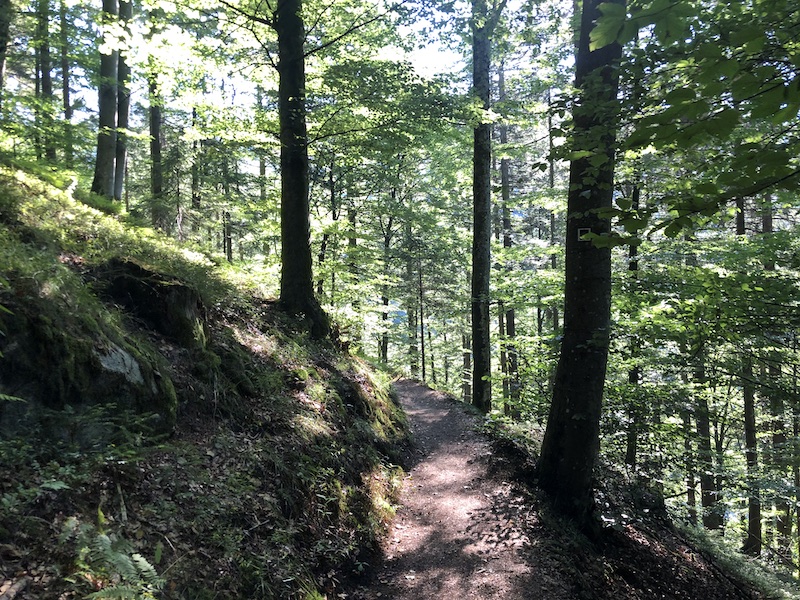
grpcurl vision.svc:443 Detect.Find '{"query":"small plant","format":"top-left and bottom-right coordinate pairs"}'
top-left (60, 511), bottom-right (164, 600)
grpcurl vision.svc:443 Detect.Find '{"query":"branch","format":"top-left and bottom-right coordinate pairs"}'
top-left (304, 1), bottom-right (406, 58)
top-left (218, 0), bottom-right (274, 28)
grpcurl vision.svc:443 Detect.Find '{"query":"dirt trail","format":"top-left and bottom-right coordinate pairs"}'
top-left (347, 379), bottom-right (573, 600)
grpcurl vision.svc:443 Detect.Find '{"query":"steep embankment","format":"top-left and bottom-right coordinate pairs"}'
top-left (0, 163), bottom-right (409, 599)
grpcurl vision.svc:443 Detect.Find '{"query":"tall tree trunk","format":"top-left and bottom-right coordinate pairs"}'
top-left (191, 107), bottom-right (201, 229)
top-left (37, 0), bottom-right (56, 161)
top-left (537, 0), bottom-right (624, 526)
top-left (275, 0), bottom-right (329, 338)
top-left (737, 196), bottom-right (761, 554)
top-left (0, 0), bottom-right (11, 111)
top-left (348, 205), bottom-right (362, 341)
top-left (224, 210), bottom-right (233, 263)
top-left (762, 195), bottom-right (790, 549)
top-left (462, 329), bottom-right (472, 404)
top-left (379, 212), bottom-right (394, 364)
top-left (498, 62), bottom-right (519, 415)
top-left (742, 356), bottom-right (761, 553)
top-left (695, 355), bottom-right (723, 530)
top-left (418, 263), bottom-right (426, 382)
top-left (113, 0), bottom-right (131, 201)
top-left (408, 309), bottom-right (419, 377)
top-left (682, 407), bottom-right (698, 525)
top-left (91, 0), bottom-right (118, 197)
top-left (625, 184), bottom-right (641, 468)
top-left (255, 86), bottom-right (267, 204)
top-left (59, 0), bottom-right (73, 165)
top-left (149, 73), bottom-right (164, 228)
top-left (470, 0), bottom-right (493, 413)
top-left (316, 161), bottom-right (337, 298)
top-left (547, 90), bottom-right (560, 333)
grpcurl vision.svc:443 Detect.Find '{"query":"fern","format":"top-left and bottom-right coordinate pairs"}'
top-left (60, 518), bottom-right (164, 600)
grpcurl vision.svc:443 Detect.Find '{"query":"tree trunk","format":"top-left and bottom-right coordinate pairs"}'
top-left (59, 0), bottom-right (73, 165)
top-left (408, 309), bottom-right (419, 377)
top-left (742, 356), bottom-right (761, 553)
top-left (191, 107), bottom-right (201, 229)
top-left (683, 408), bottom-right (698, 525)
top-left (37, 0), bottom-right (56, 161)
top-left (498, 62), bottom-right (519, 415)
top-left (113, 0), bottom-right (132, 201)
top-left (379, 212), bottom-right (394, 363)
top-left (419, 263), bottom-right (426, 382)
top-left (736, 196), bottom-right (761, 554)
top-left (149, 73), bottom-right (165, 228)
top-left (695, 356), bottom-right (723, 530)
top-left (0, 0), bottom-right (11, 111)
top-left (224, 210), bottom-right (233, 263)
top-left (91, 0), bottom-right (118, 197)
top-left (625, 184), bottom-right (641, 468)
top-left (462, 330), bottom-right (472, 404)
top-left (537, 0), bottom-right (624, 526)
top-left (275, 0), bottom-right (329, 338)
top-left (470, 0), bottom-right (493, 414)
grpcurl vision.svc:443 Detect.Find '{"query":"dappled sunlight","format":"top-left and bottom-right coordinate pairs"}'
top-left (350, 380), bottom-right (543, 599)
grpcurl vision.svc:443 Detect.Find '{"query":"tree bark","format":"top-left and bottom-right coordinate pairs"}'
top-left (537, 0), bottom-right (624, 526)
top-left (37, 0), bottom-right (56, 161)
top-left (275, 0), bottom-right (329, 338)
top-left (0, 0), bottom-right (12, 111)
top-left (742, 356), bottom-right (761, 553)
top-left (462, 329), bottom-right (472, 404)
top-left (498, 62), bottom-right (519, 415)
top-left (59, 0), bottom-right (73, 165)
top-left (149, 72), bottom-right (164, 227)
top-left (682, 408), bottom-right (698, 525)
top-left (737, 196), bottom-right (761, 554)
top-left (113, 0), bottom-right (132, 201)
top-left (695, 358), bottom-right (723, 530)
top-left (91, 0), bottom-right (118, 197)
top-left (624, 184), bottom-right (641, 468)
top-left (471, 0), bottom-right (493, 414)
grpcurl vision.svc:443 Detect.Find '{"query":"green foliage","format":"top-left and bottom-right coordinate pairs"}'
top-left (679, 525), bottom-right (800, 599)
top-left (60, 515), bottom-right (164, 599)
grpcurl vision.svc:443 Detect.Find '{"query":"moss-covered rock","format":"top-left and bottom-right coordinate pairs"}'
top-left (0, 275), bottom-right (177, 438)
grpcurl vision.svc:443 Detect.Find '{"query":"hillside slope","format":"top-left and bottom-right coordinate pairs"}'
top-left (0, 163), bottom-right (409, 599)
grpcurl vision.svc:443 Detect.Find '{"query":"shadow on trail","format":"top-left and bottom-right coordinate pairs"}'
top-left (349, 379), bottom-right (538, 599)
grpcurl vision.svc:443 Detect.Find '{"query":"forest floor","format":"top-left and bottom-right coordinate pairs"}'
top-left (342, 379), bottom-right (766, 600)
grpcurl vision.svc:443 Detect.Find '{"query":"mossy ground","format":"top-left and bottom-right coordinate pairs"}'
top-left (0, 162), bottom-right (410, 599)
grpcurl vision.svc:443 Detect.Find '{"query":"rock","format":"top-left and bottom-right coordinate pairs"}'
top-left (95, 258), bottom-right (208, 350)
top-left (0, 274), bottom-right (177, 439)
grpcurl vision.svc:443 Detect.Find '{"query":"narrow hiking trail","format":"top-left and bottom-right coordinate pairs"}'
top-left (346, 379), bottom-right (574, 599)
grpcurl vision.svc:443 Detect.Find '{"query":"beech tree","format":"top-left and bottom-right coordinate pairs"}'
top-left (537, 0), bottom-right (625, 525)
top-left (0, 0), bottom-right (11, 110)
top-left (91, 0), bottom-right (118, 198)
top-left (470, 0), bottom-right (506, 413)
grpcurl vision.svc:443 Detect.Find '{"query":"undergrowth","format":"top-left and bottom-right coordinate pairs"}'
top-left (0, 162), bottom-right (410, 599)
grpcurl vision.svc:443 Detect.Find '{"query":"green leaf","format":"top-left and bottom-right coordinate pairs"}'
top-left (590, 2), bottom-right (627, 50)
top-left (40, 480), bottom-right (71, 491)
top-left (664, 87), bottom-right (695, 104)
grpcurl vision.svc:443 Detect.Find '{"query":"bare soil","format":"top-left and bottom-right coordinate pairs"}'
top-left (343, 379), bottom-right (764, 600)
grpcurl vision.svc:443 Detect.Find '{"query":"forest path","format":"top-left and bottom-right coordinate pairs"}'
top-left (345, 379), bottom-right (573, 599)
